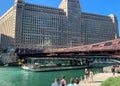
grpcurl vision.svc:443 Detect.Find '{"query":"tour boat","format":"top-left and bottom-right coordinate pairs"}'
top-left (22, 57), bottom-right (88, 72)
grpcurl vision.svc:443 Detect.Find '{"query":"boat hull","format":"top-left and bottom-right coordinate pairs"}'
top-left (22, 65), bottom-right (87, 72)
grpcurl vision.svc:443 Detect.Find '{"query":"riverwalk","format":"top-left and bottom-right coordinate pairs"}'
top-left (79, 73), bottom-right (120, 86)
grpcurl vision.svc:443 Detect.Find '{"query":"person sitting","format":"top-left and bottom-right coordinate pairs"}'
top-left (67, 78), bottom-right (74, 86)
top-left (60, 75), bottom-right (66, 86)
top-left (74, 79), bottom-right (80, 86)
top-left (51, 78), bottom-right (59, 86)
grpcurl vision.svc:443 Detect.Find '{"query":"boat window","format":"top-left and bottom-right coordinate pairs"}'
top-left (104, 42), bottom-right (112, 46)
top-left (92, 44), bottom-right (99, 48)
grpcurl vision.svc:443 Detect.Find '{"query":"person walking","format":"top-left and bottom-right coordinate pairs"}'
top-left (89, 70), bottom-right (94, 83)
top-left (84, 68), bottom-right (89, 83)
top-left (60, 75), bottom-right (66, 86)
top-left (67, 78), bottom-right (74, 86)
top-left (51, 78), bottom-right (59, 86)
top-left (111, 65), bottom-right (115, 77)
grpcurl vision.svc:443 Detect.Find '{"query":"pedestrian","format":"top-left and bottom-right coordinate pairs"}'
top-left (60, 75), bottom-right (66, 86)
top-left (89, 70), bottom-right (93, 83)
top-left (74, 79), bottom-right (80, 86)
top-left (84, 68), bottom-right (89, 82)
top-left (111, 65), bottom-right (115, 77)
top-left (51, 78), bottom-right (59, 86)
top-left (67, 78), bottom-right (74, 86)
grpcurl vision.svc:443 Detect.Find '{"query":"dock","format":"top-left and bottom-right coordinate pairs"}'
top-left (79, 73), bottom-right (120, 86)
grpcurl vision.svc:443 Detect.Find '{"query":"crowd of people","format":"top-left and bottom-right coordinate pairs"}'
top-left (51, 75), bottom-right (80, 86)
top-left (51, 68), bottom-right (94, 86)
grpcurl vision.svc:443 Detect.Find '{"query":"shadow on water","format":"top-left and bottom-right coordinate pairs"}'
top-left (0, 67), bottom-right (103, 86)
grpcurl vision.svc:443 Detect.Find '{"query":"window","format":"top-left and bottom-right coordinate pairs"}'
top-left (104, 42), bottom-right (112, 46)
top-left (92, 44), bottom-right (99, 48)
top-left (118, 41), bottom-right (120, 44)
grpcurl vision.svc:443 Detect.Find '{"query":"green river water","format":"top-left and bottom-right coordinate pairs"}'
top-left (0, 67), bottom-right (103, 86)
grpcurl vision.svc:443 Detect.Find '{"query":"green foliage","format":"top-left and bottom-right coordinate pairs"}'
top-left (101, 76), bottom-right (120, 86)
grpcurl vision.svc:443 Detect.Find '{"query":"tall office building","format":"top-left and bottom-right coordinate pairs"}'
top-left (0, 0), bottom-right (119, 50)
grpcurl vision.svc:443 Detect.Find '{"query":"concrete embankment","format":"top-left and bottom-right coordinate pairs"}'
top-left (79, 73), bottom-right (120, 86)
top-left (103, 66), bottom-right (120, 73)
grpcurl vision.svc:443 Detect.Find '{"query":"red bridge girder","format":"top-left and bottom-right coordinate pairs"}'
top-left (44, 38), bottom-right (120, 55)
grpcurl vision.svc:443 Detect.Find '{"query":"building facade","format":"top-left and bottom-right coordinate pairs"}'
top-left (0, 0), bottom-right (119, 50)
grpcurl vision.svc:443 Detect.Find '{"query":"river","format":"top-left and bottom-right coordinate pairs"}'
top-left (0, 67), bottom-right (103, 86)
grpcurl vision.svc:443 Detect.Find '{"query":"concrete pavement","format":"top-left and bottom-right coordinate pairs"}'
top-left (79, 73), bottom-right (120, 86)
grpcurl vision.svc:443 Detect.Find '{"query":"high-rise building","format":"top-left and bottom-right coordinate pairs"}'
top-left (0, 0), bottom-right (119, 50)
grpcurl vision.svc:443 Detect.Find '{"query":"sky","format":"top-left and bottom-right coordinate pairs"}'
top-left (0, 0), bottom-right (120, 35)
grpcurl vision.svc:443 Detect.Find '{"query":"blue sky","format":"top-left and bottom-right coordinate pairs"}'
top-left (0, 0), bottom-right (120, 35)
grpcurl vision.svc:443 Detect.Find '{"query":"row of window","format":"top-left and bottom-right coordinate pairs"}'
top-left (24, 4), bottom-right (65, 15)
top-left (82, 14), bottom-right (112, 21)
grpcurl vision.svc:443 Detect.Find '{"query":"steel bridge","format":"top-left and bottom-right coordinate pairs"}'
top-left (16, 38), bottom-right (120, 57)
top-left (15, 38), bottom-right (120, 66)
top-left (44, 38), bottom-right (120, 57)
